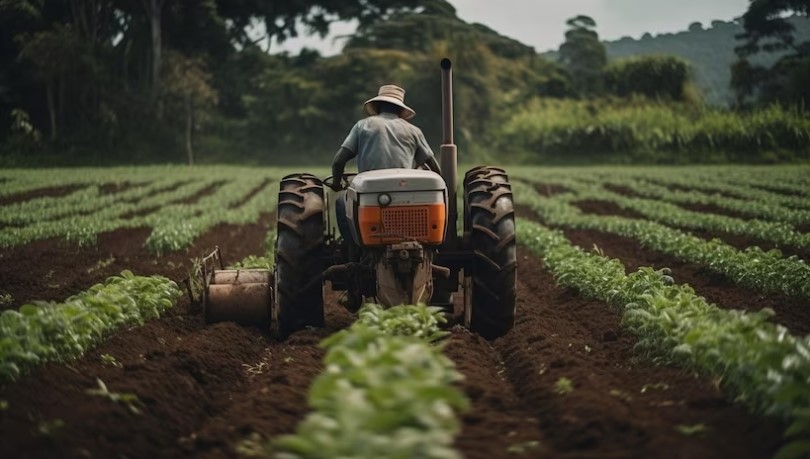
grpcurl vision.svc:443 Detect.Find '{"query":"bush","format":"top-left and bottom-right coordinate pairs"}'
top-left (604, 55), bottom-right (692, 101)
top-left (494, 98), bottom-right (810, 164)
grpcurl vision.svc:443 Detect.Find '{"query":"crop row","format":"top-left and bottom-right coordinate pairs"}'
top-left (514, 182), bottom-right (810, 299)
top-left (511, 166), bottom-right (810, 226)
top-left (1, 173), bottom-right (277, 252)
top-left (143, 176), bottom-right (275, 253)
top-left (530, 178), bottom-right (810, 250)
top-left (517, 219), bottom-right (810, 458)
top-left (0, 271), bottom-right (182, 381)
top-left (0, 178), bottom-right (221, 247)
top-left (596, 176), bottom-right (810, 226)
top-left (0, 177), bottom-right (187, 225)
top-left (269, 304), bottom-right (468, 459)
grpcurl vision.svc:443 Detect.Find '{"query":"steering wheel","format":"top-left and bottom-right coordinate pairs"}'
top-left (323, 174), bottom-right (353, 191)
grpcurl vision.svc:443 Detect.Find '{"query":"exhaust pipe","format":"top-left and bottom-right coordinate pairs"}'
top-left (440, 58), bottom-right (458, 250)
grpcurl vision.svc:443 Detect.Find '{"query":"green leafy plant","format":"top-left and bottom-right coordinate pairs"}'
top-left (0, 271), bottom-right (181, 381)
top-left (272, 304), bottom-right (468, 459)
top-left (554, 377), bottom-right (574, 395)
top-left (86, 378), bottom-right (142, 415)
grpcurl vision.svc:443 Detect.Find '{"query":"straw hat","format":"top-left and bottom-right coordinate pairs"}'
top-left (364, 85), bottom-right (416, 120)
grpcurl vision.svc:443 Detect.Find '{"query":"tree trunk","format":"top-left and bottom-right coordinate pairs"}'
top-left (185, 95), bottom-right (194, 165)
top-left (143, 0), bottom-right (163, 103)
top-left (47, 82), bottom-right (57, 141)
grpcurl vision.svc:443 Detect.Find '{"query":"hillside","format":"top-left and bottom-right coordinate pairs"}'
top-left (546, 17), bottom-right (810, 106)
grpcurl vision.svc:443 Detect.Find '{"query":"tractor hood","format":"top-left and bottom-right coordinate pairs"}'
top-left (350, 169), bottom-right (446, 194)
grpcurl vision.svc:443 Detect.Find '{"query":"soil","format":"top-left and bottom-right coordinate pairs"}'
top-left (0, 184), bottom-right (88, 206)
top-left (0, 213), bottom-right (274, 310)
top-left (532, 182), bottom-right (570, 197)
top-left (0, 192), bottom-right (796, 458)
top-left (517, 204), bottom-right (810, 335)
top-left (570, 199), bottom-right (810, 262)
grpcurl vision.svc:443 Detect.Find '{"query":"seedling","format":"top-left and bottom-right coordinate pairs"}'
top-left (100, 354), bottom-right (122, 368)
top-left (675, 423), bottom-right (710, 436)
top-left (37, 418), bottom-right (65, 436)
top-left (554, 377), bottom-right (574, 395)
top-left (0, 293), bottom-right (13, 307)
top-left (86, 378), bottom-right (142, 415)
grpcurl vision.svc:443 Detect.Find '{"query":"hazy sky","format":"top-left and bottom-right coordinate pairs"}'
top-left (273, 0), bottom-right (750, 54)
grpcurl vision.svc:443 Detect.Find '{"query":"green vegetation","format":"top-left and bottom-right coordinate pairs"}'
top-left (518, 219), bottom-right (810, 457)
top-left (0, 166), bottom-right (277, 251)
top-left (3, 1), bottom-right (807, 165)
top-left (496, 99), bottom-right (810, 163)
top-left (514, 181), bottom-right (810, 299)
top-left (86, 378), bottom-right (143, 415)
top-left (521, 176), bottom-right (810, 249)
top-left (271, 304), bottom-right (468, 459)
top-left (0, 271), bottom-right (182, 381)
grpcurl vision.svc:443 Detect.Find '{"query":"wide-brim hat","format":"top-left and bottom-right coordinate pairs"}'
top-left (364, 84), bottom-right (415, 120)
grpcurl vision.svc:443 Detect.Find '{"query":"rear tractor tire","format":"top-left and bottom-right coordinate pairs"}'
top-left (274, 173), bottom-right (326, 337)
top-left (463, 166), bottom-right (517, 340)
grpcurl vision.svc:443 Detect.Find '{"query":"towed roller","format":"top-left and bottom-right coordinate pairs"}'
top-left (199, 247), bottom-right (273, 327)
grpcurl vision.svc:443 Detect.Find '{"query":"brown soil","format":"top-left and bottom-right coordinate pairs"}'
top-left (571, 200), bottom-right (810, 262)
top-left (676, 202), bottom-right (751, 221)
top-left (572, 199), bottom-right (646, 220)
top-left (100, 182), bottom-right (137, 195)
top-left (173, 180), bottom-right (227, 206)
top-left (0, 213), bottom-right (274, 310)
top-left (0, 194), bottom-right (794, 458)
top-left (533, 182), bottom-right (570, 197)
top-left (0, 184), bottom-right (87, 206)
top-left (229, 179), bottom-right (273, 209)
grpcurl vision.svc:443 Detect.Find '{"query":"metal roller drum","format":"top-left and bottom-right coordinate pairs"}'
top-left (211, 269), bottom-right (271, 285)
top-left (204, 281), bottom-right (272, 326)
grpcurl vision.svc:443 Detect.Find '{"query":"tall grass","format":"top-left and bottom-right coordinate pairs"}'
top-left (494, 98), bottom-right (810, 163)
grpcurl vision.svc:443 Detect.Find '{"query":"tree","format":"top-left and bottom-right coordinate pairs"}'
top-left (604, 55), bottom-right (693, 101)
top-left (558, 15), bottom-right (607, 96)
top-left (161, 52), bottom-right (218, 165)
top-left (732, 0), bottom-right (810, 106)
top-left (18, 25), bottom-right (85, 140)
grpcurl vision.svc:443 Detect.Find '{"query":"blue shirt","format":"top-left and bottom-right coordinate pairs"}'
top-left (341, 113), bottom-right (435, 172)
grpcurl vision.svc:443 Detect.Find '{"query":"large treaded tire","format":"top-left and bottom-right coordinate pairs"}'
top-left (274, 173), bottom-right (325, 337)
top-left (463, 166), bottom-right (516, 340)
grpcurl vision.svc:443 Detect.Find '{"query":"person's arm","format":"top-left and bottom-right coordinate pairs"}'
top-left (331, 123), bottom-right (360, 190)
top-left (424, 155), bottom-right (441, 174)
top-left (331, 146), bottom-right (357, 191)
top-left (414, 129), bottom-right (441, 174)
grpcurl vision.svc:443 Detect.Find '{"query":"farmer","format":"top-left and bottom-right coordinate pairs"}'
top-left (330, 84), bottom-right (441, 239)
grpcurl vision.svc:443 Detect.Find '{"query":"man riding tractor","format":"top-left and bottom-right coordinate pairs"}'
top-left (331, 84), bottom-right (441, 237)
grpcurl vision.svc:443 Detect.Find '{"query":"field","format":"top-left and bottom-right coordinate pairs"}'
top-left (1, 164), bottom-right (809, 458)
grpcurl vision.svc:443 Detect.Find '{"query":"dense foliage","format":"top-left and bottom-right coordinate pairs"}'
top-left (0, 271), bottom-right (181, 381)
top-left (1, 1), bottom-right (809, 165)
top-left (272, 304), bottom-right (468, 459)
top-left (496, 99), bottom-right (810, 163)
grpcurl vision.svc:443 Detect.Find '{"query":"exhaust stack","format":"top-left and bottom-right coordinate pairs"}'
top-left (440, 58), bottom-right (458, 249)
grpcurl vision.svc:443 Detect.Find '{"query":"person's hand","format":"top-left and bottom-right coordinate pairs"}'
top-left (328, 176), bottom-right (343, 192)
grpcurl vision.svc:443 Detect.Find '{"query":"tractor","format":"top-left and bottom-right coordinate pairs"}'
top-left (201, 58), bottom-right (516, 340)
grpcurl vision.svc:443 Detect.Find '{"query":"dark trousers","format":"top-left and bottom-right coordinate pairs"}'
top-left (334, 191), bottom-right (351, 242)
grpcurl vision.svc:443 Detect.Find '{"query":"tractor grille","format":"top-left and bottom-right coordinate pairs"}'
top-left (382, 206), bottom-right (429, 239)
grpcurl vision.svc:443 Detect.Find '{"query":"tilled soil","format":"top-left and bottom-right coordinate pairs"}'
top-left (522, 202), bottom-right (810, 335)
top-left (0, 213), bottom-right (274, 310)
top-left (571, 198), bottom-right (810, 261)
top-left (0, 199), bottom-right (794, 458)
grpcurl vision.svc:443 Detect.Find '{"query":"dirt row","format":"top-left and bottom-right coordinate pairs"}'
top-left (603, 182), bottom-right (810, 236)
top-left (520, 199), bottom-right (810, 337)
top-left (3, 213), bottom-right (797, 458)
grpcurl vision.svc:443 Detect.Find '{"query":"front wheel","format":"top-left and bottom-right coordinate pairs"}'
top-left (274, 173), bottom-right (326, 337)
top-left (463, 167), bottom-right (516, 340)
